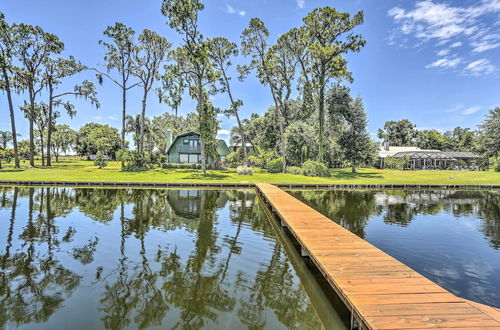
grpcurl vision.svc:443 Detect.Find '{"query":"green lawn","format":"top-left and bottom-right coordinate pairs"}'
top-left (1, 159), bottom-right (499, 185)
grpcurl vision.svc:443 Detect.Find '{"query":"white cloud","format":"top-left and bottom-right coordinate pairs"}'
top-left (462, 105), bottom-right (481, 115)
top-left (436, 49), bottom-right (449, 56)
top-left (225, 4), bottom-right (245, 16)
top-left (425, 57), bottom-right (461, 68)
top-left (107, 115), bottom-right (118, 120)
top-left (93, 116), bottom-right (102, 120)
top-left (471, 40), bottom-right (500, 53)
top-left (217, 129), bottom-right (230, 136)
top-left (444, 104), bottom-right (464, 113)
top-left (225, 4), bottom-right (235, 14)
top-left (297, 0), bottom-right (305, 9)
top-left (465, 58), bottom-right (496, 75)
top-left (389, 0), bottom-right (500, 73)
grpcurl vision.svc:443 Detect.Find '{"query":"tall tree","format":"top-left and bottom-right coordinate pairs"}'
top-left (43, 56), bottom-right (99, 166)
top-left (416, 129), bottom-right (446, 150)
top-left (209, 37), bottom-right (249, 166)
top-left (0, 13), bottom-right (20, 167)
top-left (12, 23), bottom-right (63, 166)
top-left (443, 127), bottom-right (476, 152)
top-left (478, 107), bottom-right (500, 159)
top-left (132, 29), bottom-right (170, 153)
top-left (161, 0), bottom-right (220, 174)
top-left (339, 97), bottom-right (376, 173)
top-left (96, 22), bottom-right (138, 150)
top-left (0, 130), bottom-right (13, 149)
top-left (157, 72), bottom-right (184, 116)
top-left (377, 119), bottom-right (418, 146)
top-left (240, 18), bottom-right (287, 172)
top-left (51, 124), bottom-right (76, 162)
top-left (301, 7), bottom-right (365, 160)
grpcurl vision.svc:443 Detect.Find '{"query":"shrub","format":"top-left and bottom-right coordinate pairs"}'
top-left (236, 166), bottom-right (253, 175)
top-left (94, 153), bottom-right (108, 169)
top-left (224, 151), bottom-right (243, 168)
top-left (286, 166), bottom-right (304, 175)
top-left (117, 150), bottom-right (151, 172)
top-left (268, 157), bottom-right (283, 173)
top-left (247, 155), bottom-right (261, 168)
top-left (494, 160), bottom-right (500, 172)
top-left (161, 163), bottom-right (202, 170)
top-left (302, 160), bottom-right (330, 177)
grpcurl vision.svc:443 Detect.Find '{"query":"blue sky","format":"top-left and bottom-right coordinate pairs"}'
top-left (1, 0), bottom-right (499, 142)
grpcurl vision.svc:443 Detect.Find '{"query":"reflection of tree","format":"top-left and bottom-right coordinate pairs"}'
top-left (291, 189), bottom-right (500, 250)
top-left (237, 241), bottom-right (322, 329)
top-left (477, 191), bottom-right (500, 249)
top-left (290, 190), bottom-right (379, 238)
top-left (0, 187), bottom-right (80, 328)
top-left (0, 187), bottom-right (327, 329)
top-left (383, 203), bottom-right (417, 226)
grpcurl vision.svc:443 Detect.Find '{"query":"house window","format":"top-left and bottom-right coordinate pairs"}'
top-left (179, 154), bottom-right (189, 163)
top-left (188, 154), bottom-right (199, 163)
top-left (183, 139), bottom-right (189, 145)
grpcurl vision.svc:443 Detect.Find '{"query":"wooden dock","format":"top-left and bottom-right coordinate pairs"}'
top-left (256, 183), bottom-right (500, 330)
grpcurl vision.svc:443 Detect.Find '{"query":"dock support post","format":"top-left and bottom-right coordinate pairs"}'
top-left (300, 247), bottom-right (309, 257)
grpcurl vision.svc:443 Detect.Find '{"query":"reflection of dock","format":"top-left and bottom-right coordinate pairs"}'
top-left (256, 183), bottom-right (500, 329)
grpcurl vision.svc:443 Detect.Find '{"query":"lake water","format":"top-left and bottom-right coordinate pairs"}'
top-left (287, 189), bottom-right (500, 308)
top-left (0, 186), bottom-right (345, 330)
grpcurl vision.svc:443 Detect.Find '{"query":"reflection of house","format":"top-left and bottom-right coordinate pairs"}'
top-left (166, 189), bottom-right (230, 219)
top-left (229, 133), bottom-right (256, 155)
top-left (377, 142), bottom-right (484, 170)
top-left (165, 131), bottom-right (230, 163)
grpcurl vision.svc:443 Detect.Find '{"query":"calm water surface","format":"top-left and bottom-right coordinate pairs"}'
top-left (0, 187), bottom-right (344, 330)
top-left (288, 189), bottom-right (500, 308)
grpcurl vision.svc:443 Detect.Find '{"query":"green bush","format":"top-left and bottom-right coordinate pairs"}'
top-left (117, 150), bottom-right (151, 172)
top-left (236, 166), bottom-right (253, 175)
top-left (247, 155), bottom-right (261, 168)
top-left (286, 166), bottom-right (304, 175)
top-left (224, 151), bottom-right (243, 167)
top-left (302, 160), bottom-right (330, 177)
top-left (161, 163), bottom-right (202, 170)
top-left (494, 160), bottom-right (500, 172)
top-left (268, 157), bottom-right (283, 173)
top-left (94, 153), bottom-right (108, 169)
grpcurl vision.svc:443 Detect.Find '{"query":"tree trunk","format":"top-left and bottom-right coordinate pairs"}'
top-left (140, 88), bottom-right (147, 153)
top-left (1, 65), bottom-right (20, 168)
top-left (40, 132), bottom-right (45, 167)
top-left (351, 162), bottom-right (356, 173)
top-left (235, 113), bottom-right (248, 167)
top-left (29, 89), bottom-right (35, 167)
top-left (197, 78), bottom-right (207, 175)
top-left (318, 73), bottom-right (325, 162)
top-left (121, 86), bottom-right (126, 150)
top-left (46, 82), bottom-right (53, 166)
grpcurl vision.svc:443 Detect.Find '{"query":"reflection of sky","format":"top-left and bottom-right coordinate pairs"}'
top-left (365, 205), bottom-right (500, 308)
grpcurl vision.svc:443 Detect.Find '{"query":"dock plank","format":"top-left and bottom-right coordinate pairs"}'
top-left (256, 183), bottom-right (500, 330)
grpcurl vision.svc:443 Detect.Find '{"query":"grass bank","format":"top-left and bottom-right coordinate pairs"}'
top-left (1, 159), bottom-right (499, 185)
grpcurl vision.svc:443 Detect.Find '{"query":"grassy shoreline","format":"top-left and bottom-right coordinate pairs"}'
top-left (1, 160), bottom-right (500, 185)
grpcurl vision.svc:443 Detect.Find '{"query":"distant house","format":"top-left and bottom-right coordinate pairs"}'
top-left (229, 133), bottom-right (256, 155)
top-left (377, 142), bottom-right (484, 170)
top-left (165, 130), bottom-right (230, 164)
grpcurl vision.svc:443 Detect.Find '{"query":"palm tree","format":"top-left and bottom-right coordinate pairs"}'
top-left (125, 115), bottom-right (150, 152)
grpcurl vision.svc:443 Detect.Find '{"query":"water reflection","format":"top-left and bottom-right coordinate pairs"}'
top-left (0, 187), bottom-right (333, 329)
top-left (288, 189), bottom-right (500, 307)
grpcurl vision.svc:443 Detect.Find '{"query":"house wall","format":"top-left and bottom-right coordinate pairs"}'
top-left (167, 133), bottom-right (231, 163)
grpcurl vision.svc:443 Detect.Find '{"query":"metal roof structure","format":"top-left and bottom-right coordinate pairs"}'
top-left (392, 150), bottom-right (456, 160)
top-left (443, 151), bottom-right (482, 159)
